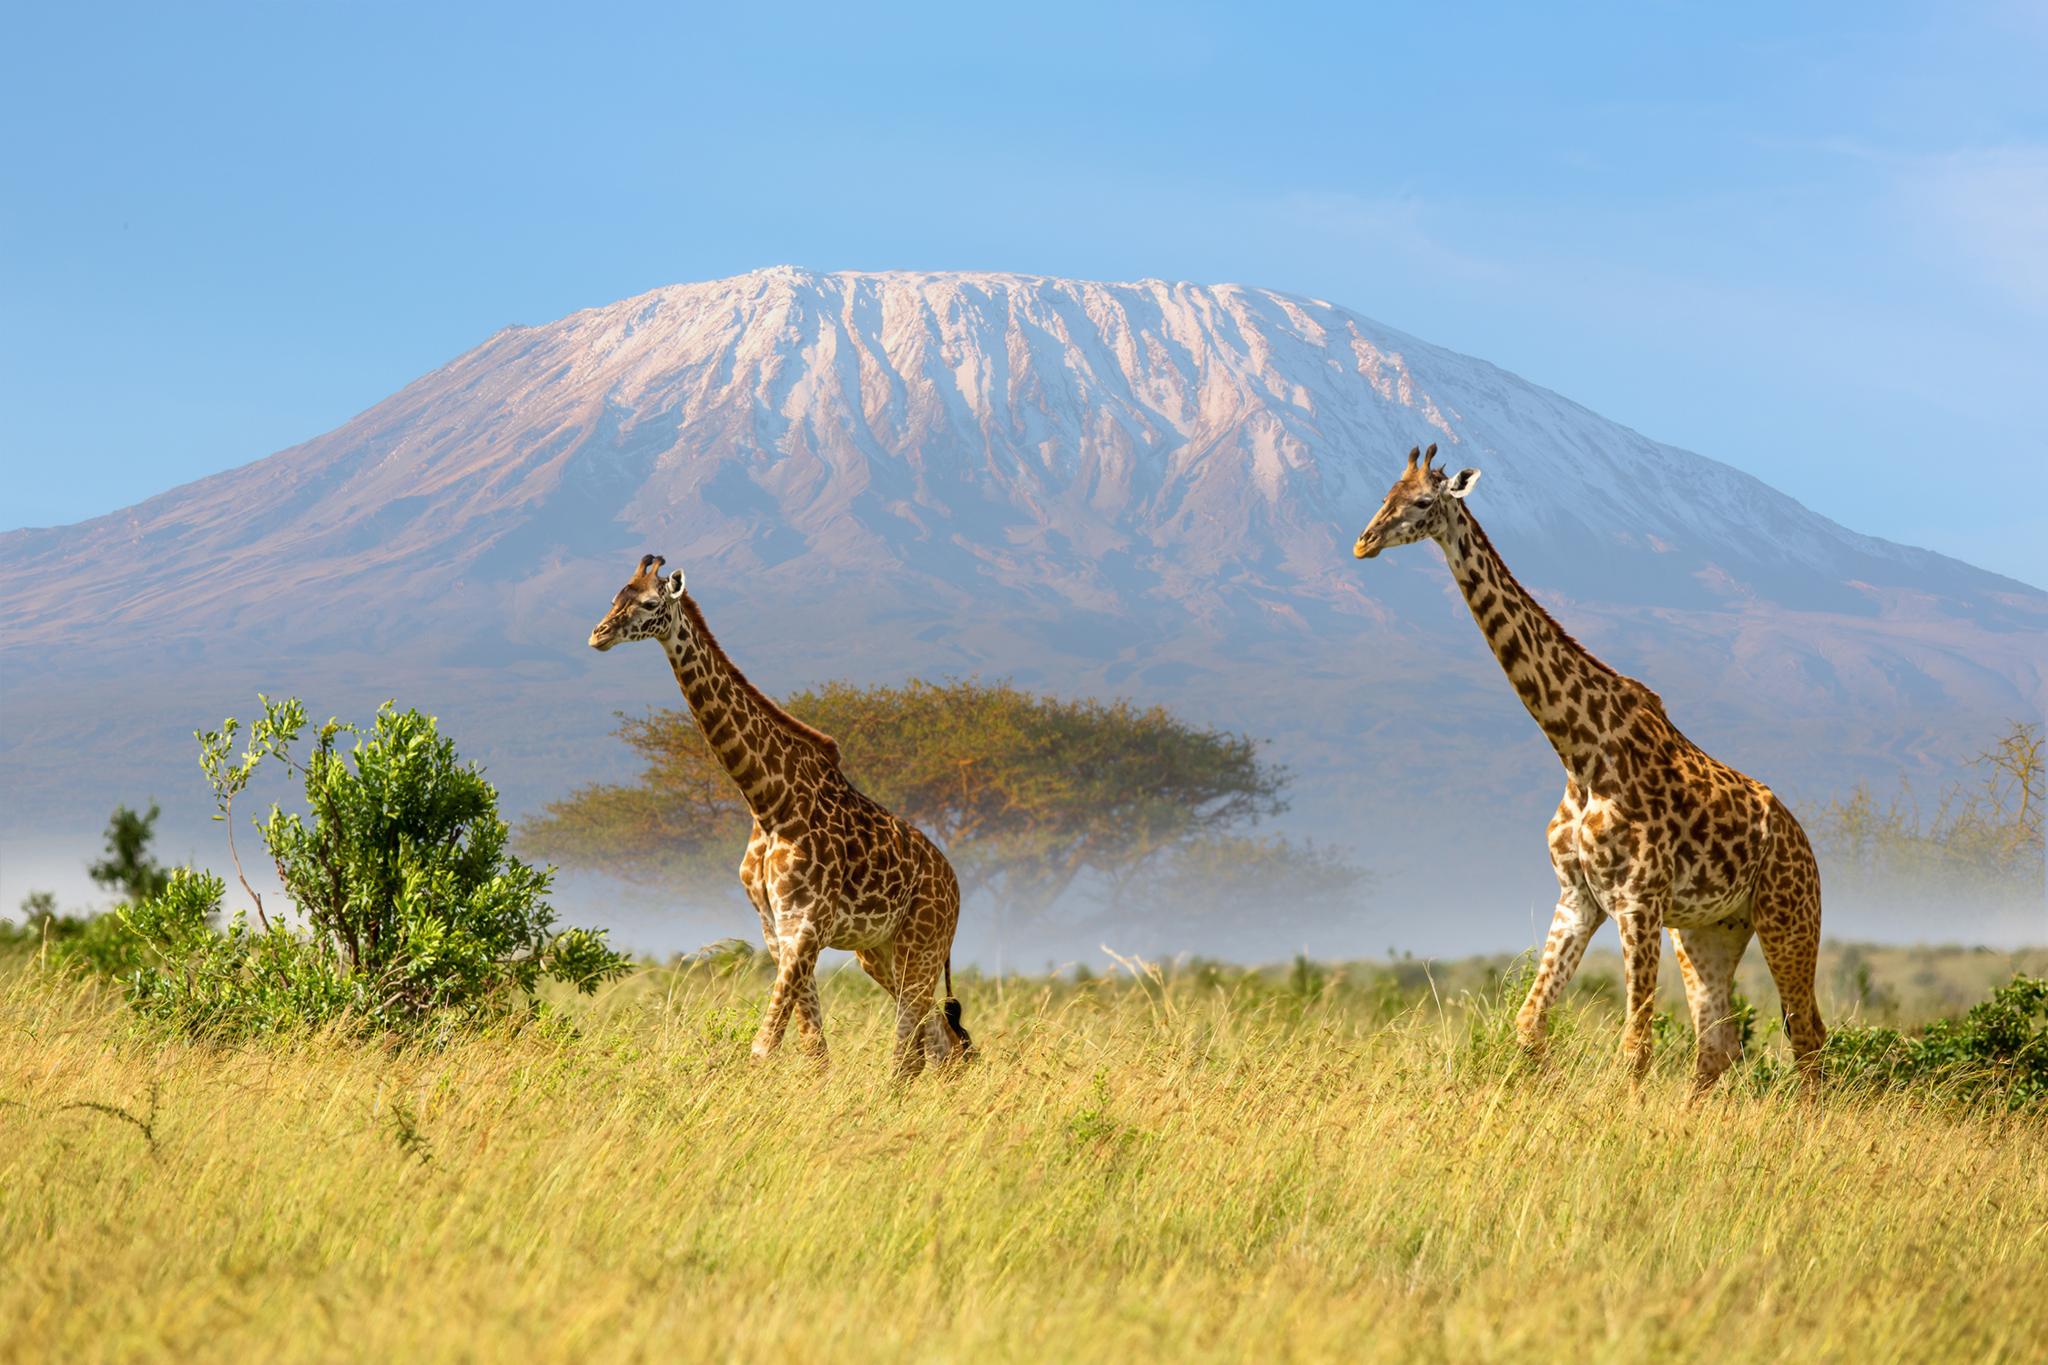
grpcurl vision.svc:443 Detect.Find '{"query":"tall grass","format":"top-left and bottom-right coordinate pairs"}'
top-left (4, 953), bottom-right (2045, 1363)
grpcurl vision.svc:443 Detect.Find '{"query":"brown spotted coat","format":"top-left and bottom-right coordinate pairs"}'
top-left (1354, 446), bottom-right (1826, 1090)
top-left (589, 555), bottom-right (969, 1076)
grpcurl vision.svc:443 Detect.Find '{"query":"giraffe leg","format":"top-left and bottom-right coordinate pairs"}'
top-left (742, 834), bottom-right (828, 1056)
top-left (1611, 891), bottom-right (1667, 1083)
top-left (905, 945), bottom-right (965, 1070)
top-left (739, 825), bottom-right (774, 948)
top-left (873, 934), bottom-right (948, 1079)
top-left (1753, 816), bottom-right (1827, 1082)
top-left (792, 973), bottom-right (828, 1063)
top-left (913, 863), bottom-right (967, 1069)
top-left (858, 942), bottom-right (927, 1075)
top-left (753, 916), bottom-right (821, 1061)
top-left (1671, 916), bottom-right (1752, 1095)
top-left (892, 985), bottom-right (934, 1080)
top-left (1515, 893), bottom-right (1606, 1057)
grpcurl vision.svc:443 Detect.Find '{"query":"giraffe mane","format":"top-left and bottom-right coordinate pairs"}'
top-left (675, 593), bottom-right (843, 765)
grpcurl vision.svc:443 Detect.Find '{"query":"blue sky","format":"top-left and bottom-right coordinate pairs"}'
top-left (3, 2), bottom-right (2043, 585)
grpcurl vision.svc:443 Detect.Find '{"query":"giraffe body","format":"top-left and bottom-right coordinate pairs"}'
top-left (1354, 446), bottom-right (1826, 1090)
top-left (591, 555), bottom-right (968, 1075)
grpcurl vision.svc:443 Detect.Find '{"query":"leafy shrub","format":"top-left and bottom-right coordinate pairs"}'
top-left (123, 697), bottom-right (629, 1039)
top-left (1824, 974), bottom-right (2048, 1110)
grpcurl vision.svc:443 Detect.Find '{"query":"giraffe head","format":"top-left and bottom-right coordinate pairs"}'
top-left (1351, 443), bottom-right (1481, 560)
top-left (588, 553), bottom-right (685, 651)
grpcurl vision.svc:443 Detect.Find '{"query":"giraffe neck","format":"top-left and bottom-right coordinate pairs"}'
top-left (661, 594), bottom-right (839, 827)
top-left (1434, 505), bottom-right (1627, 774)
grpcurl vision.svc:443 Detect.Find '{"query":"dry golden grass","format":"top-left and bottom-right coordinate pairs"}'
top-left (4, 954), bottom-right (2046, 1363)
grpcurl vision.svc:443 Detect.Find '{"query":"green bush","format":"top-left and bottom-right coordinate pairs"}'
top-left (4, 889), bottom-right (148, 977)
top-left (123, 697), bottom-right (629, 1039)
top-left (1824, 973), bottom-right (2048, 1110)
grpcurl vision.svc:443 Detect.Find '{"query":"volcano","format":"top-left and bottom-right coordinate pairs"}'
top-left (4, 268), bottom-right (2039, 951)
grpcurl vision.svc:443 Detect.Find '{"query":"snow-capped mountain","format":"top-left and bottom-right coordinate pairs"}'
top-left (3, 268), bottom-right (2041, 950)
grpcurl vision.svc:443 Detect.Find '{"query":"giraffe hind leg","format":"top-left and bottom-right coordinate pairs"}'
top-left (857, 942), bottom-right (933, 1078)
top-left (1749, 803), bottom-right (1827, 1082)
top-left (1754, 884), bottom-right (1826, 1081)
top-left (885, 942), bottom-right (960, 1080)
top-left (892, 987), bottom-right (933, 1080)
top-left (1671, 916), bottom-right (1752, 1096)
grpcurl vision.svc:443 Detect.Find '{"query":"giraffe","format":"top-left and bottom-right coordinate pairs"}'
top-left (1352, 445), bottom-right (1826, 1092)
top-left (588, 554), bottom-right (971, 1076)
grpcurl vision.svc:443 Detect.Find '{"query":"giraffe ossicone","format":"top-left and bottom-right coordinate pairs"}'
top-left (588, 554), bottom-right (970, 1076)
top-left (1353, 444), bottom-right (1827, 1092)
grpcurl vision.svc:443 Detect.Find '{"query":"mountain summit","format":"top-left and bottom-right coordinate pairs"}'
top-left (3, 268), bottom-right (2040, 949)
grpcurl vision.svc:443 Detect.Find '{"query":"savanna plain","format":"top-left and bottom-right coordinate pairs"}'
top-left (5, 941), bottom-right (2046, 1364)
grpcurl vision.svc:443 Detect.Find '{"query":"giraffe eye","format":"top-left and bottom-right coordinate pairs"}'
top-left (1414, 497), bottom-right (1436, 510)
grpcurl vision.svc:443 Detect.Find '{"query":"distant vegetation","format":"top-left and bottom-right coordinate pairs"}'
top-left (9, 801), bottom-right (174, 978)
top-left (521, 678), bottom-right (1368, 932)
top-left (1806, 718), bottom-right (2044, 903)
top-left (1824, 972), bottom-right (2048, 1110)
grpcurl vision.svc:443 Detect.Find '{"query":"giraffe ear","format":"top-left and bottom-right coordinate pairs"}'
top-left (1445, 467), bottom-right (1481, 498)
top-left (666, 569), bottom-right (686, 597)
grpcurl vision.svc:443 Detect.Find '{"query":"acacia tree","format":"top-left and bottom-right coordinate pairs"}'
top-left (522, 678), bottom-right (1358, 927)
top-left (1810, 719), bottom-right (2045, 899)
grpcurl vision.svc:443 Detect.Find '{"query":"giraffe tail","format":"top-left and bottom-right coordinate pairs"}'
top-left (943, 957), bottom-right (973, 1057)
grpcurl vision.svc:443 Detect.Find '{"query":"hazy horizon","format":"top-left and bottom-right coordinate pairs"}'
top-left (9, 772), bottom-right (2039, 965)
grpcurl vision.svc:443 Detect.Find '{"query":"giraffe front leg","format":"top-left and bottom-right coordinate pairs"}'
top-left (1612, 891), bottom-right (1667, 1083)
top-left (753, 915), bottom-right (822, 1062)
top-left (739, 823), bottom-right (774, 948)
top-left (742, 835), bottom-right (825, 1061)
top-left (1516, 892), bottom-right (1606, 1058)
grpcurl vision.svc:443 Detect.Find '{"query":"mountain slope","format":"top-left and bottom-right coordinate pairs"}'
top-left (3, 268), bottom-right (2040, 951)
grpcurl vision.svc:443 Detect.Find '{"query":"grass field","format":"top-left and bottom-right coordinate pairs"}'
top-left (5, 943), bottom-right (2046, 1363)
